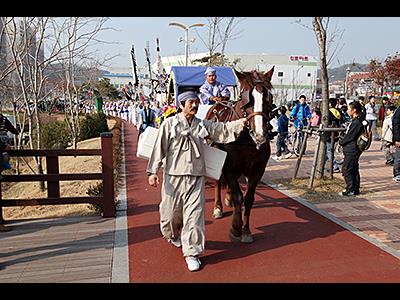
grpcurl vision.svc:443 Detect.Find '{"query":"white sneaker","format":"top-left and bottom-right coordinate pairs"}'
top-left (167, 237), bottom-right (182, 248)
top-left (185, 256), bottom-right (201, 272)
top-left (284, 153), bottom-right (293, 159)
top-left (272, 155), bottom-right (282, 161)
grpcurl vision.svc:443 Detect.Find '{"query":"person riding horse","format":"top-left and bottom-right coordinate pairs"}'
top-left (199, 67), bottom-right (231, 105)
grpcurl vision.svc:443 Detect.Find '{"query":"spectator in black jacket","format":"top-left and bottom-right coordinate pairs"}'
top-left (338, 101), bottom-right (364, 196)
top-left (358, 96), bottom-right (366, 121)
top-left (0, 112), bottom-right (18, 182)
top-left (0, 113), bottom-right (19, 145)
top-left (0, 138), bottom-right (12, 232)
top-left (393, 105), bottom-right (400, 182)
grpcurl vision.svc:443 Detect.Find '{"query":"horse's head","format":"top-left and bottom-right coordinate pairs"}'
top-left (234, 67), bottom-right (274, 148)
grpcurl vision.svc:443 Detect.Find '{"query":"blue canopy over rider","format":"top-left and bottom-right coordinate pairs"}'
top-left (199, 67), bottom-right (231, 105)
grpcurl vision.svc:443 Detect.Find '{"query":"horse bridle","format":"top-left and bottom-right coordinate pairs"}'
top-left (210, 78), bottom-right (272, 149)
top-left (238, 79), bottom-right (273, 128)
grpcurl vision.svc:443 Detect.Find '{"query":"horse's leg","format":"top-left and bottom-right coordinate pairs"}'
top-left (224, 185), bottom-right (232, 207)
top-left (227, 178), bottom-right (244, 242)
top-left (212, 179), bottom-right (223, 219)
top-left (241, 173), bottom-right (263, 243)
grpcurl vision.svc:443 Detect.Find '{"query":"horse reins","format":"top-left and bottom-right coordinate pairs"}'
top-left (244, 111), bottom-right (269, 122)
top-left (211, 77), bottom-right (272, 133)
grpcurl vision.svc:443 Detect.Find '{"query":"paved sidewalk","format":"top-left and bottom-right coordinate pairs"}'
top-left (0, 125), bottom-right (129, 283)
top-left (264, 136), bottom-right (400, 257)
top-left (0, 216), bottom-right (115, 283)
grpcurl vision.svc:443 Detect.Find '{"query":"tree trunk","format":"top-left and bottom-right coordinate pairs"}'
top-left (312, 17), bottom-right (329, 180)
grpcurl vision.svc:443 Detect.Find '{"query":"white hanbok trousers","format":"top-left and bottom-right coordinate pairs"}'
top-left (160, 174), bottom-right (205, 257)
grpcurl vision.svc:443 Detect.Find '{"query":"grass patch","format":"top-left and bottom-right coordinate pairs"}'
top-left (271, 176), bottom-right (351, 203)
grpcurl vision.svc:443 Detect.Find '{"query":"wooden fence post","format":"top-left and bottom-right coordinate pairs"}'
top-left (0, 181), bottom-right (3, 223)
top-left (47, 156), bottom-right (60, 198)
top-left (101, 132), bottom-right (115, 217)
top-left (293, 122), bottom-right (312, 180)
top-left (308, 133), bottom-right (322, 189)
top-left (329, 131), bottom-right (335, 179)
top-left (308, 124), bottom-right (324, 189)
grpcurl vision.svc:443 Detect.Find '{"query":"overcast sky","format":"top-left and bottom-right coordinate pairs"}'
top-left (93, 17), bottom-right (400, 70)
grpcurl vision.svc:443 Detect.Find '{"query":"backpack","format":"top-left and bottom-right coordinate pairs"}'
top-left (357, 120), bottom-right (372, 152)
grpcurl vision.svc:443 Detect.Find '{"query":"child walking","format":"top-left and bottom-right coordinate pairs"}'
top-left (272, 106), bottom-right (292, 161)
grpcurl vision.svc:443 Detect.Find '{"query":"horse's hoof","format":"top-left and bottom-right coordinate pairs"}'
top-left (212, 208), bottom-right (223, 219)
top-left (241, 234), bottom-right (254, 243)
top-left (229, 231), bottom-right (241, 242)
top-left (224, 198), bottom-right (232, 207)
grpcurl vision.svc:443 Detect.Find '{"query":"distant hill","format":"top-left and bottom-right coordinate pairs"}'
top-left (317, 63), bottom-right (370, 81)
top-left (45, 63), bottom-right (107, 85)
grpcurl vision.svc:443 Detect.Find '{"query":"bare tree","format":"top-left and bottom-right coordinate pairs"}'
top-left (294, 17), bottom-right (345, 180)
top-left (312, 17), bottom-right (331, 179)
top-left (55, 17), bottom-right (113, 150)
top-left (196, 17), bottom-right (245, 66)
top-left (2, 17), bottom-right (114, 190)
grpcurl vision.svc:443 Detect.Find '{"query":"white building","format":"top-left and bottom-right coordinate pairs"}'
top-left (102, 67), bottom-right (150, 90)
top-left (158, 52), bottom-right (318, 106)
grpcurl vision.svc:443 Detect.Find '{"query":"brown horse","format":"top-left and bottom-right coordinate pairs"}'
top-left (205, 67), bottom-right (275, 243)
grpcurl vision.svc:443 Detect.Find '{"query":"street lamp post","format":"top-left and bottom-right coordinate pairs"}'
top-left (344, 67), bottom-right (351, 99)
top-left (169, 21), bottom-right (205, 66)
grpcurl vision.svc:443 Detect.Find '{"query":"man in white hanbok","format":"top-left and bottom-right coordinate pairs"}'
top-left (146, 91), bottom-right (247, 272)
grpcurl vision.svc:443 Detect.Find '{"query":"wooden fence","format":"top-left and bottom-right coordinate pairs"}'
top-left (292, 125), bottom-right (346, 188)
top-left (0, 132), bottom-right (115, 221)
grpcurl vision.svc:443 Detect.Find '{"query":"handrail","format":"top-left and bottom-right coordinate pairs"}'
top-left (0, 132), bottom-right (115, 221)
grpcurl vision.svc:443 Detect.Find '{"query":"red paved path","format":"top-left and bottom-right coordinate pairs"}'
top-left (124, 121), bottom-right (400, 283)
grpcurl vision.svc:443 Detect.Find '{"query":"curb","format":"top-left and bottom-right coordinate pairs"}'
top-left (111, 122), bottom-right (130, 283)
top-left (262, 178), bottom-right (400, 261)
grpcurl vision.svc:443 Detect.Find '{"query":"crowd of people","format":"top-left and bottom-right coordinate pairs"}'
top-left (269, 93), bottom-right (400, 192)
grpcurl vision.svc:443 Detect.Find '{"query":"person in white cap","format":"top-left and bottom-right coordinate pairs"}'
top-left (146, 90), bottom-right (247, 272)
top-left (199, 67), bottom-right (231, 105)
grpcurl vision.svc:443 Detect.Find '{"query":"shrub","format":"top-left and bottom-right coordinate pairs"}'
top-left (86, 182), bottom-right (103, 215)
top-left (42, 120), bottom-right (71, 149)
top-left (79, 112), bottom-right (109, 141)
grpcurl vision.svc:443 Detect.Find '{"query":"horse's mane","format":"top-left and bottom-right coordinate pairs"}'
top-left (237, 69), bottom-right (273, 91)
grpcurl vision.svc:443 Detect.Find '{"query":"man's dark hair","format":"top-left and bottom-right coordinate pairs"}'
top-left (387, 105), bottom-right (397, 112)
top-left (369, 95), bottom-right (375, 100)
top-left (279, 105), bottom-right (287, 114)
top-left (329, 98), bottom-right (338, 108)
top-left (349, 100), bottom-right (362, 114)
top-left (299, 95), bottom-right (306, 100)
top-left (382, 96), bottom-right (389, 101)
top-left (358, 96), bottom-right (365, 101)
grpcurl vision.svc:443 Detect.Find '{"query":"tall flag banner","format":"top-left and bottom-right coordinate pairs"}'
top-left (130, 45), bottom-right (140, 101)
top-left (154, 38), bottom-right (164, 74)
top-left (145, 41), bottom-right (155, 99)
top-left (153, 37), bottom-right (167, 94)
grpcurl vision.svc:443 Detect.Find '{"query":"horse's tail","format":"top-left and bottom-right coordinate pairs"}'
top-left (219, 174), bottom-right (227, 189)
